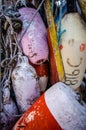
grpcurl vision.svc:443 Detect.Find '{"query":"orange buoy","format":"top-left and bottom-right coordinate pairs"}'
top-left (30, 61), bottom-right (49, 93)
top-left (13, 82), bottom-right (86, 130)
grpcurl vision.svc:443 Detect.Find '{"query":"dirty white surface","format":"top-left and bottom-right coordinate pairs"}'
top-left (45, 82), bottom-right (86, 130)
top-left (59, 13), bottom-right (86, 90)
top-left (12, 55), bottom-right (41, 113)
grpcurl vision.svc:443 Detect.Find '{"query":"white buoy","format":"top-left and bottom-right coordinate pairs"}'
top-left (11, 55), bottom-right (41, 113)
top-left (59, 13), bottom-right (86, 90)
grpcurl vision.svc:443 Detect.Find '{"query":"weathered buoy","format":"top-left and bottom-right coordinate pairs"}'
top-left (18, 7), bottom-right (49, 65)
top-left (59, 13), bottom-right (86, 90)
top-left (11, 55), bottom-right (41, 113)
top-left (12, 82), bottom-right (86, 130)
top-left (30, 61), bottom-right (49, 93)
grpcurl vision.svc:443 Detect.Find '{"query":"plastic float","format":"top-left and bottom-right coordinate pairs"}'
top-left (0, 1), bottom-right (86, 130)
top-left (12, 82), bottom-right (86, 130)
top-left (59, 12), bottom-right (86, 90)
top-left (11, 55), bottom-right (41, 113)
top-left (18, 7), bottom-right (49, 65)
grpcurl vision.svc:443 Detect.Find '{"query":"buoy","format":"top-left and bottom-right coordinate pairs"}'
top-left (18, 7), bottom-right (49, 65)
top-left (12, 82), bottom-right (86, 130)
top-left (30, 61), bottom-right (49, 93)
top-left (59, 13), bottom-right (86, 90)
top-left (11, 55), bottom-right (41, 113)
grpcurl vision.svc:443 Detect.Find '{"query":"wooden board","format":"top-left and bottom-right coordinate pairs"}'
top-left (44, 0), bottom-right (65, 85)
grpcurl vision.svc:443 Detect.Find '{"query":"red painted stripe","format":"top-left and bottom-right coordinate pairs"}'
top-left (13, 94), bottom-right (62, 130)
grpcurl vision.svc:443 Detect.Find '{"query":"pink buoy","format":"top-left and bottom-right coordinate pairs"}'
top-left (18, 7), bottom-right (49, 65)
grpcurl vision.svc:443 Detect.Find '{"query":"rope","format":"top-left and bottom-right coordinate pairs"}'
top-left (15, 0), bottom-right (27, 7)
top-left (0, 0), bottom-right (45, 114)
top-left (0, 0), bottom-right (45, 88)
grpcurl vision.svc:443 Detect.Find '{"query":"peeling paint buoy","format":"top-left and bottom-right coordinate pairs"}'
top-left (12, 82), bottom-right (86, 130)
top-left (11, 55), bottom-right (41, 113)
top-left (18, 7), bottom-right (49, 65)
top-left (59, 13), bottom-right (86, 90)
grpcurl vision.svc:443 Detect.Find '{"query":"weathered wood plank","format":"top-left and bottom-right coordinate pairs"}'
top-left (44, 0), bottom-right (65, 85)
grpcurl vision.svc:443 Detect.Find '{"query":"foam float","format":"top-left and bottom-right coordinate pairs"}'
top-left (59, 12), bottom-right (86, 90)
top-left (12, 82), bottom-right (86, 130)
top-left (18, 7), bottom-right (49, 65)
top-left (11, 55), bottom-right (41, 113)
